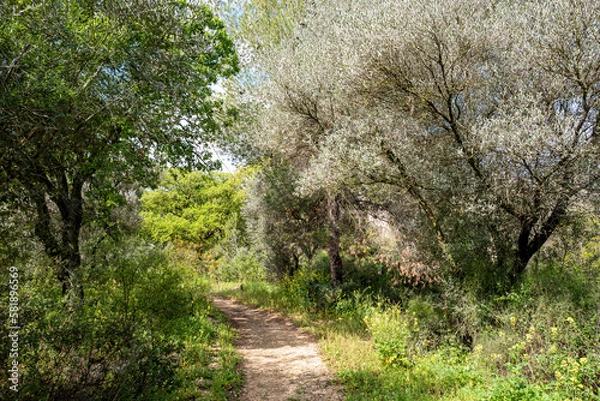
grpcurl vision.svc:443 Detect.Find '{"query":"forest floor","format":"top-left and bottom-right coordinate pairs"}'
top-left (211, 296), bottom-right (344, 401)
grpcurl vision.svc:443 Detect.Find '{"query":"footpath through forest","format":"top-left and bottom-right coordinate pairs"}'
top-left (212, 297), bottom-right (344, 401)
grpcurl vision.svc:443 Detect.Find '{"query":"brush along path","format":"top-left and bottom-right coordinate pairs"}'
top-left (212, 297), bottom-right (343, 401)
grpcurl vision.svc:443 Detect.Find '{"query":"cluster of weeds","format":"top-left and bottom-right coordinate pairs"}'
top-left (213, 248), bottom-right (600, 400)
top-left (0, 237), bottom-right (243, 401)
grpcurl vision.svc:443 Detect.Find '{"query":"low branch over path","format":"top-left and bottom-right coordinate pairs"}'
top-left (212, 297), bottom-right (343, 401)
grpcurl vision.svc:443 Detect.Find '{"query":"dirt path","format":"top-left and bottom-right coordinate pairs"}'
top-left (212, 297), bottom-right (344, 401)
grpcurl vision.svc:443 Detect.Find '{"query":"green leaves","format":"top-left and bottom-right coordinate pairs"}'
top-left (0, 0), bottom-right (239, 286)
top-left (140, 169), bottom-right (249, 248)
top-left (1, 0), bottom-right (239, 190)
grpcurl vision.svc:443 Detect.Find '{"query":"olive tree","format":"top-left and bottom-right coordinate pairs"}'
top-left (243, 159), bottom-right (328, 278)
top-left (249, 0), bottom-right (600, 289)
top-left (222, 0), bottom-right (354, 285)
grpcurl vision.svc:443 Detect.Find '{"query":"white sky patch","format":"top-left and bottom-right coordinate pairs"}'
top-left (213, 147), bottom-right (238, 173)
top-left (211, 81), bottom-right (226, 94)
top-left (202, 141), bottom-right (239, 173)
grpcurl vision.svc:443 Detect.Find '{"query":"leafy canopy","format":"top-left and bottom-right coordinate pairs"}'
top-left (141, 169), bottom-right (251, 249)
top-left (244, 0), bottom-right (600, 289)
top-left (0, 0), bottom-right (239, 284)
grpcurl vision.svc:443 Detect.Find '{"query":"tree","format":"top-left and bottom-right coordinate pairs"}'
top-left (0, 0), bottom-right (238, 293)
top-left (245, 0), bottom-right (600, 289)
top-left (244, 159), bottom-right (328, 278)
top-left (141, 168), bottom-right (257, 279)
top-left (222, 0), bottom-right (351, 285)
top-left (141, 169), bottom-right (248, 250)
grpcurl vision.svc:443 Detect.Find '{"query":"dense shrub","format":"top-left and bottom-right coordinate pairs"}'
top-left (0, 237), bottom-right (241, 401)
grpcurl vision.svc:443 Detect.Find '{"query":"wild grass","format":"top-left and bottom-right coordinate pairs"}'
top-left (211, 257), bottom-right (600, 401)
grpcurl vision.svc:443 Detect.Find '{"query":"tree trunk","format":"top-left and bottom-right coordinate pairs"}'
top-left (289, 252), bottom-right (300, 277)
top-left (510, 196), bottom-right (569, 286)
top-left (56, 185), bottom-right (84, 296)
top-left (33, 173), bottom-right (85, 296)
top-left (327, 192), bottom-right (343, 286)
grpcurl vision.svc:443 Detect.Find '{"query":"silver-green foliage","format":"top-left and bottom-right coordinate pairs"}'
top-left (247, 0), bottom-right (600, 285)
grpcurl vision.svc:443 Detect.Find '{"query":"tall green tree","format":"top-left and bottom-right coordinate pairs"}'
top-left (0, 0), bottom-right (238, 293)
top-left (141, 168), bottom-right (260, 280)
top-left (141, 169), bottom-right (248, 250)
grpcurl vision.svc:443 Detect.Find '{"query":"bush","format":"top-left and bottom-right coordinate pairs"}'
top-left (0, 237), bottom-right (242, 401)
top-left (213, 247), bottom-right (266, 282)
top-left (364, 306), bottom-right (415, 367)
top-left (484, 378), bottom-right (548, 401)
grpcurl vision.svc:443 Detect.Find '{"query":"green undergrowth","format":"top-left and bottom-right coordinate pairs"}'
top-left (1, 238), bottom-right (243, 401)
top-left (212, 260), bottom-right (600, 401)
